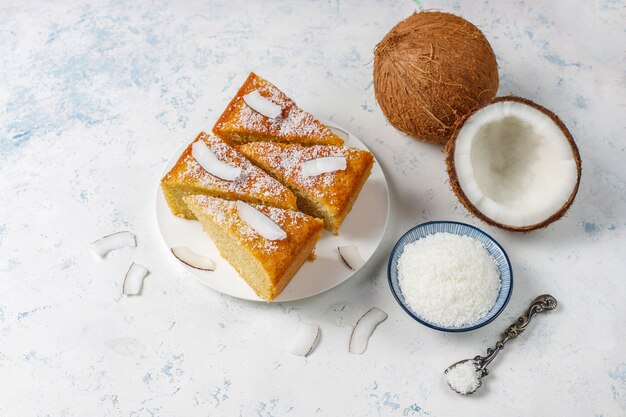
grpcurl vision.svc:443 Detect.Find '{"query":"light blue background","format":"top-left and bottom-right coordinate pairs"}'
top-left (1, 1), bottom-right (624, 416)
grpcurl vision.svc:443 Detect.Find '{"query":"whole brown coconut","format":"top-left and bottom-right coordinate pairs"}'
top-left (374, 11), bottom-right (499, 145)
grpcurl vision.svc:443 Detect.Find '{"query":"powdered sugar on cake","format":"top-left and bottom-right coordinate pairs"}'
top-left (245, 142), bottom-right (356, 202)
top-left (180, 133), bottom-right (287, 198)
top-left (230, 78), bottom-right (334, 141)
top-left (191, 195), bottom-right (309, 254)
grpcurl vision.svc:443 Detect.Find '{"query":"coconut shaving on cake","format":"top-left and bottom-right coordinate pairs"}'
top-left (397, 232), bottom-right (500, 327)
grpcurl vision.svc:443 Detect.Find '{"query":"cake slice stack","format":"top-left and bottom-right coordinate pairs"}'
top-left (161, 72), bottom-right (374, 301)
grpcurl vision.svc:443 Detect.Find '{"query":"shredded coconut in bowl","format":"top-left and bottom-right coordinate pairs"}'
top-left (397, 232), bottom-right (500, 327)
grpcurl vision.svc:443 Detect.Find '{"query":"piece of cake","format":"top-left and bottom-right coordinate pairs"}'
top-left (161, 132), bottom-right (297, 219)
top-left (238, 142), bottom-right (374, 234)
top-left (183, 195), bottom-right (324, 301)
top-left (213, 72), bottom-right (344, 147)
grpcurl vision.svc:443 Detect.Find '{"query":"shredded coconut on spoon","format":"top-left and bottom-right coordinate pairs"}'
top-left (398, 232), bottom-right (500, 327)
top-left (446, 360), bottom-right (482, 394)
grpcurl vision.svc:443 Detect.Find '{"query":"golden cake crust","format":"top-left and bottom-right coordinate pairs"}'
top-left (213, 72), bottom-right (344, 146)
top-left (184, 195), bottom-right (324, 300)
top-left (161, 132), bottom-right (297, 218)
top-left (238, 142), bottom-right (374, 233)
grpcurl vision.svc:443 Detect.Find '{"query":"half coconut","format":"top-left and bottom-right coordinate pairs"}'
top-left (446, 96), bottom-right (581, 231)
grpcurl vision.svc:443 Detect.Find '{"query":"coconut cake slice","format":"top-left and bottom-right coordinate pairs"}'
top-left (183, 195), bottom-right (324, 301)
top-left (212, 72), bottom-right (344, 147)
top-left (161, 132), bottom-right (297, 219)
top-left (238, 142), bottom-right (374, 234)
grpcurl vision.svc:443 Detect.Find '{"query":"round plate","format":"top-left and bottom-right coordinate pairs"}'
top-left (155, 123), bottom-right (390, 302)
top-left (388, 221), bottom-right (513, 332)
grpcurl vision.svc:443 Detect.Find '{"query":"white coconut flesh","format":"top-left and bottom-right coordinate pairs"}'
top-left (453, 100), bottom-right (579, 228)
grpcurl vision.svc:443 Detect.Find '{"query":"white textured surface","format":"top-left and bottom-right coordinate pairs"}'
top-left (0, 1), bottom-right (625, 416)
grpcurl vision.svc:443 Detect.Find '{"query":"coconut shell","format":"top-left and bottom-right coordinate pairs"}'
top-left (374, 11), bottom-right (499, 145)
top-left (445, 96), bottom-right (582, 232)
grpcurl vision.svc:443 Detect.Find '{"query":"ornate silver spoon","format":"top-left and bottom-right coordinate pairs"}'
top-left (445, 294), bottom-right (558, 395)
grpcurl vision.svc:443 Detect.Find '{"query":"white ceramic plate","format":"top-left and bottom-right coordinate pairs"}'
top-left (155, 122), bottom-right (390, 302)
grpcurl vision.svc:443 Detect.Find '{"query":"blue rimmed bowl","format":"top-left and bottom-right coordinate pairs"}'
top-left (388, 221), bottom-right (513, 332)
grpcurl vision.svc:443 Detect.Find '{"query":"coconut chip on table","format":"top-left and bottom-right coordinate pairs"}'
top-left (288, 323), bottom-right (321, 357)
top-left (123, 262), bottom-right (149, 296)
top-left (90, 231), bottom-right (136, 258)
top-left (349, 307), bottom-right (388, 355)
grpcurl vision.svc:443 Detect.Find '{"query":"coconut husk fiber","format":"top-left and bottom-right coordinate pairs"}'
top-left (374, 11), bottom-right (499, 145)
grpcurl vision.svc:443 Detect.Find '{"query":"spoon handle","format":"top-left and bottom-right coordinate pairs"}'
top-left (474, 294), bottom-right (558, 373)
